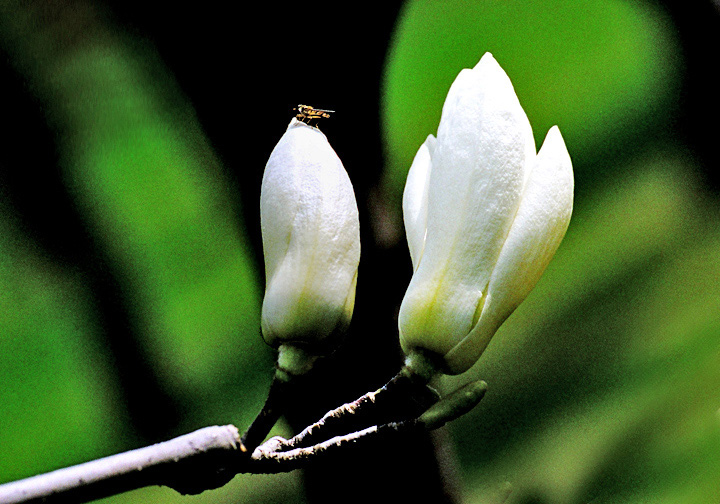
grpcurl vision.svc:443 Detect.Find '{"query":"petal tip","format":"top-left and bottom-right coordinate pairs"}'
top-left (547, 124), bottom-right (562, 139)
top-left (539, 126), bottom-right (569, 157)
top-left (474, 52), bottom-right (503, 74)
top-left (477, 52), bottom-right (496, 65)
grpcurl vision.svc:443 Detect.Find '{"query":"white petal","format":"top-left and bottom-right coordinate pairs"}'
top-left (399, 53), bottom-right (536, 360)
top-left (444, 126), bottom-right (574, 373)
top-left (402, 135), bottom-right (435, 270)
top-left (260, 119), bottom-right (360, 348)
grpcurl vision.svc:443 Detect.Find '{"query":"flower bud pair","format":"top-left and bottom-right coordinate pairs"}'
top-left (258, 53), bottom-right (573, 378)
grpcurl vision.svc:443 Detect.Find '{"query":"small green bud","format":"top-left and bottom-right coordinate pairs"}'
top-left (419, 380), bottom-right (487, 430)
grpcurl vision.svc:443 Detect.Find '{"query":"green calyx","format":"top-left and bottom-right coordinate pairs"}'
top-left (276, 344), bottom-right (320, 380)
top-left (402, 349), bottom-right (444, 383)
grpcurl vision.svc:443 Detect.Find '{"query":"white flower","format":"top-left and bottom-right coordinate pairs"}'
top-left (399, 53), bottom-right (574, 375)
top-left (260, 118), bottom-right (360, 374)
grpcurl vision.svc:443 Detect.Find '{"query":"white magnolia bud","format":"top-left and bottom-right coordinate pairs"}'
top-left (260, 118), bottom-right (360, 374)
top-left (399, 53), bottom-right (574, 375)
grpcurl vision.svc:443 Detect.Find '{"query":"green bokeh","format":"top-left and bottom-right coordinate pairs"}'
top-left (0, 202), bottom-right (122, 482)
top-left (54, 44), bottom-right (268, 404)
top-left (0, 3), bottom-right (290, 503)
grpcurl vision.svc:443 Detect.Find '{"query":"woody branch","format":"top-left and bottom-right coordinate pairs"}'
top-left (0, 367), bottom-right (486, 504)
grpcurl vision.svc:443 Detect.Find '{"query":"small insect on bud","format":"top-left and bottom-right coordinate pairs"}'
top-left (293, 104), bottom-right (335, 129)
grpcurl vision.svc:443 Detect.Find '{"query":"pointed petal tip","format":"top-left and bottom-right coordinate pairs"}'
top-left (424, 133), bottom-right (437, 153)
top-left (474, 52), bottom-right (500, 72)
top-left (547, 124), bottom-right (563, 140)
top-left (478, 51), bottom-right (496, 64)
top-left (540, 126), bottom-right (571, 159)
top-left (287, 117), bottom-right (303, 129)
top-left (466, 52), bottom-right (519, 102)
top-left (537, 125), bottom-right (574, 193)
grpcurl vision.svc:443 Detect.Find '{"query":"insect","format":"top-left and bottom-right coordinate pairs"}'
top-left (294, 104), bottom-right (334, 128)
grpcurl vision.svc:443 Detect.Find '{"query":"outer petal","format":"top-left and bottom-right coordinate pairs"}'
top-left (444, 126), bottom-right (574, 373)
top-left (260, 119), bottom-right (360, 349)
top-left (402, 134), bottom-right (435, 270)
top-left (399, 53), bottom-right (535, 360)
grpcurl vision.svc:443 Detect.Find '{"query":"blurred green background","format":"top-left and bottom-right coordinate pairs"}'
top-left (1, 1), bottom-right (719, 503)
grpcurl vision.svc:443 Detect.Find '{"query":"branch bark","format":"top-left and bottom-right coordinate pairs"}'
top-left (0, 420), bottom-right (417, 502)
top-left (0, 364), bottom-right (485, 504)
top-left (0, 425), bottom-right (241, 504)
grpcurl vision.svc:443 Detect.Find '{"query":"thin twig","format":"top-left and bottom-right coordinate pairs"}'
top-left (279, 370), bottom-right (405, 450)
top-left (249, 419), bottom-right (422, 473)
top-left (239, 373), bottom-right (298, 453)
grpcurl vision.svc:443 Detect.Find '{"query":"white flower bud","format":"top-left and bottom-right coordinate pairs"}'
top-left (399, 53), bottom-right (574, 375)
top-left (260, 119), bottom-right (360, 374)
